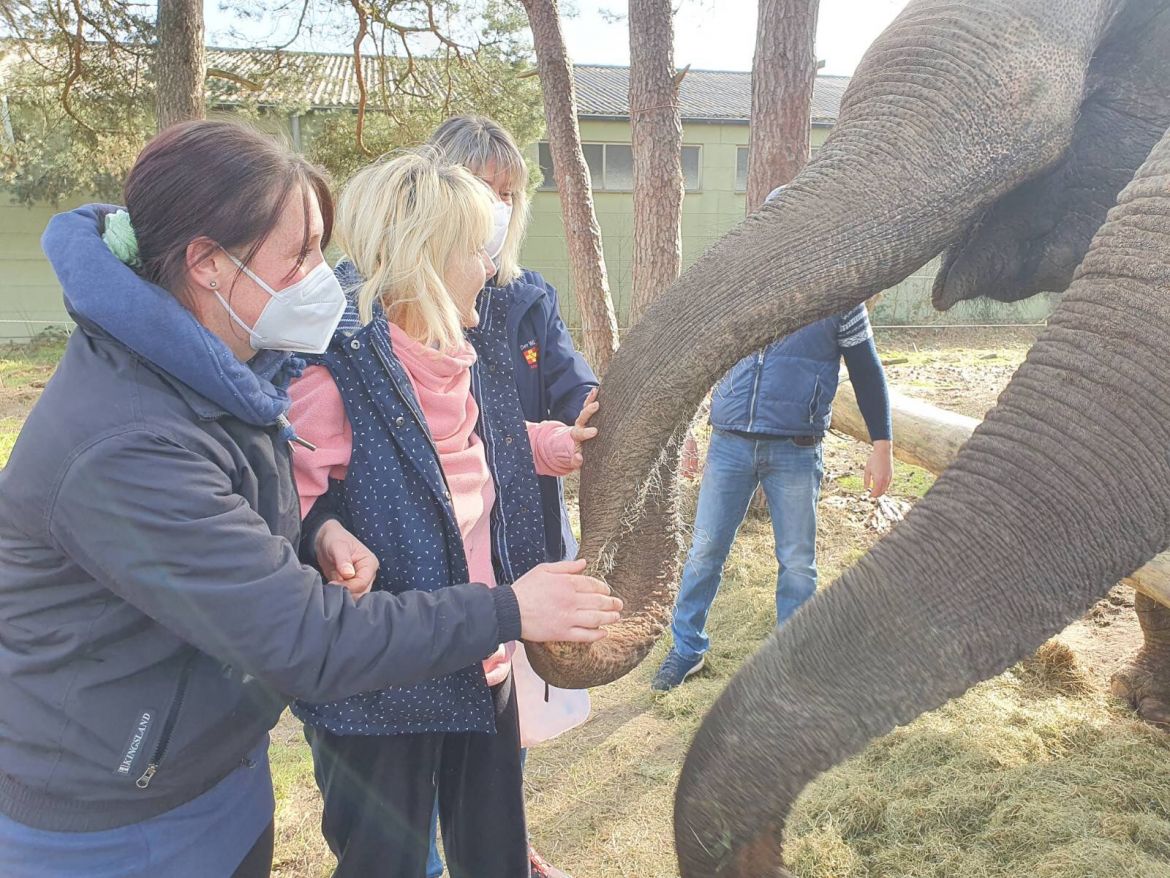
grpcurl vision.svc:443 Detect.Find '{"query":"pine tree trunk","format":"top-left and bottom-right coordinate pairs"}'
top-left (521, 0), bottom-right (619, 375)
top-left (627, 0), bottom-right (683, 326)
top-left (154, 0), bottom-right (206, 129)
top-left (745, 0), bottom-right (820, 211)
top-left (746, 0), bottom-right (820, 512)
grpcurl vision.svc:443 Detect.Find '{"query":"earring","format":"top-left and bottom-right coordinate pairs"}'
top-left (209, 280), bottom-right (218, 289)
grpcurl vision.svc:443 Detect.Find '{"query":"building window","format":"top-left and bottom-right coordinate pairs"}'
top-left (682, 146), bottom-right (702, 192)
top-left (538, 142), bottom-right (556, 190)
top-left (735, 146), bottom-right (749, 192)
top-left (539, 142), bottom-right (702, 192)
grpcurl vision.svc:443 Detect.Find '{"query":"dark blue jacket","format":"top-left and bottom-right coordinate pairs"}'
top-left (493, 269), bottom-right (597, 560)
top-left (711, 306), bottom-right (876, 438)
top-left (294, 283), bottom-right (550, 735)
top-left (0, 207), bottom-right (519, 832)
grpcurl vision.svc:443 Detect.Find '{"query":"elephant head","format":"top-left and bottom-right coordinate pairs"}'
top-left (521, 0), bottom-right (1170, 874)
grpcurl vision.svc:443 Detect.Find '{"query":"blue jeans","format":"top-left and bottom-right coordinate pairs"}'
top-left (670, 429), bottom-right (824, 662)
top-left (426, 747), bottom-right (528, 877)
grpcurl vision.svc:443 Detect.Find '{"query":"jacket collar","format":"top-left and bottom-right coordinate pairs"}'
top-left (43, 205), bottom-right (297, 427)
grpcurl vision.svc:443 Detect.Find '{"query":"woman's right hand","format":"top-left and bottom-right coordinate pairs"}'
top-left (513, 559), bottom-right (622, 643)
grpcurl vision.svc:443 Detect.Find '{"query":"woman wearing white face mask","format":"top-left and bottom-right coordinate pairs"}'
top-left (428, 115), bottom-right (598, 878)
top-left (0, 121), bottom-right (619, 878)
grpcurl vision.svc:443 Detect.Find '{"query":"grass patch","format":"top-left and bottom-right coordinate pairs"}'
top-left (0, 331), bottom-right (68, 391)
top-left (0, 418), bottom-right (24, 469)
top-left (0, 332), bottom-right (68, 468)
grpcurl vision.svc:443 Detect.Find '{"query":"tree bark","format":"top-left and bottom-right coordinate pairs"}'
top-left (154, 0), bottom-right (206, 129)
top-left (520, 0), bottom-right (619, 375)
top-left (627, 0), bottom-right (683, 325)
top-left (832, 381), bottom-right (1170, 607)
top-left (746, 0), bottom-right (820, 211)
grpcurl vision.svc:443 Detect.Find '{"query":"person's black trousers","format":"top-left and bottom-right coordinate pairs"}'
top-left (307, 674), bottom-right (528, 878)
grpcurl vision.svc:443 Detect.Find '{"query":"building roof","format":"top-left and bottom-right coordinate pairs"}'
top-left (200, 48), bottom-right (848, 124)
top-left (573, 64), bottom-right (848, 125)
top-left (1, 41), bottom-right (849, 124)
top-left (205, 47), bottom-right (387, 109)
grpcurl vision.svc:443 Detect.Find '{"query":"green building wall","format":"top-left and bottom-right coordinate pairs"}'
top-left (0, 198), bottom-right (86, 341)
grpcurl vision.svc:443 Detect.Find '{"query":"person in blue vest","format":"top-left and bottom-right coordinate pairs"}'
top-left (428, 115), bottom-right (597, 878)
top-left (288, 149), bottom-right (607, 878)
top-left (651, 188), bottom-right (895, 693)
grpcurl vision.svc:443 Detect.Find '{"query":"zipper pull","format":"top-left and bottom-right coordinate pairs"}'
top-left (277, 414), bottom-right (317, 452)
top-left (136, 764), bottom-right (158, 789)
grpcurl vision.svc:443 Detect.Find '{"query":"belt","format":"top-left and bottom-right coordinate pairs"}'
top-left (725, 429), bottom-right (822, 446)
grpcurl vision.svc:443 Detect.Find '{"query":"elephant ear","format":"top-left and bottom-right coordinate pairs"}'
top-left (932, 4), bottom-right (1170, 309)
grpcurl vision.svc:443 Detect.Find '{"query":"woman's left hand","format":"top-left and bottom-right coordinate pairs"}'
top-left (315, 519), bottom-right (380, 599)
top-left (569, 389), bottom-right (600, 460)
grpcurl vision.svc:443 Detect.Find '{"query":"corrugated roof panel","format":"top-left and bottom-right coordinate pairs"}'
top-left (197, 48), bottom-right (848, 122)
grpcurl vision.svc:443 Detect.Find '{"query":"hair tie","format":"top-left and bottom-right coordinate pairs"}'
top-left (102, 209), bottom-right (142, 268)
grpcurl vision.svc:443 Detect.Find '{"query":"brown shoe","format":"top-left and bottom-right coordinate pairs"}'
top-left (529, 844), bottom-right (572, 878)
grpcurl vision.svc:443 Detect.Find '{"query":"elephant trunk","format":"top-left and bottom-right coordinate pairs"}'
top-left (674, 125), bottom-right (1170, 877)
top-left (525, 0), bottom-right (1119, 689)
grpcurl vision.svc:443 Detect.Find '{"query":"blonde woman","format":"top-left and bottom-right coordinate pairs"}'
top-left (286, 148), bottom-right (606, 878)
top-left (429, 115), bottom-right (597, 878)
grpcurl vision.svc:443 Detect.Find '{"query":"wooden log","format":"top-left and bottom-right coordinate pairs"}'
top-left (832, 380), bottom-right (1170, 608)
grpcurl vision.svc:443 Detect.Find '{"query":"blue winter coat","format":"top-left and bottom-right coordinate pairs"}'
top-left (491, 269), bottom-right (597, 560)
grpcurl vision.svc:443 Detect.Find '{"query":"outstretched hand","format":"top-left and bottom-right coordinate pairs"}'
top-left (568, 388), bottom-right (600, 466)
top-left (514, 558), bottom-right (623, 643)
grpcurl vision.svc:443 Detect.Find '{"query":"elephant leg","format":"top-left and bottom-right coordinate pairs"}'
top-left (1111, 592), bottom-right (1170, 728)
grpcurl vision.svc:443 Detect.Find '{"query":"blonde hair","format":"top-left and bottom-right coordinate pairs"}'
top-left (428, 115), bottom-right (531, 286)
top-left (335, 147), bottom-right (494, 352)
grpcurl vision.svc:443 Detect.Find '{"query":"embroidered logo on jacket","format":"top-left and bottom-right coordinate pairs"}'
top-left (117, 710), bottom-right (154, 775)
top-left (521, 340), bottom-right (540, 368)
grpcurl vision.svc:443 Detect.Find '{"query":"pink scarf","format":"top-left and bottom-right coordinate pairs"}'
top-left (389, 322), bottom-right (509, 685)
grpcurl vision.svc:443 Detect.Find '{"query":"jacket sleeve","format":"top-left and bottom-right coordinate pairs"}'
top-left (526, 420), bottom-right (578, 476)
top-left (528, 272), bottom-right (599, 425)
top-left (288, 365), bottom-right (352, 519)
top-left (46, 429), bottom-right (522, 703)
top-left (841, 335), bottom-right (893, 442)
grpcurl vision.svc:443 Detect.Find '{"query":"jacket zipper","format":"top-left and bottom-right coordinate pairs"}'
top-left (745, 350), bottom-right (765, 433)
top-left (372, 342), bottom-right (451, 492)
top-left (136, 652), bottom-right (197, 789)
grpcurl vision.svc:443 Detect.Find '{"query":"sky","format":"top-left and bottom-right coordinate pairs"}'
top-left (207, 0), bottom-right (912, 77)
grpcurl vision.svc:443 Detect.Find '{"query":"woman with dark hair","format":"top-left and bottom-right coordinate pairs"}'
top-left (0, 120), bottom-right (620, 878)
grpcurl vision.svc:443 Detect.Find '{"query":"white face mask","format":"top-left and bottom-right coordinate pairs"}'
top-left (485, 201), bottom-right (513, 269)
top-left (215, 252), bottom-right (346, 354)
